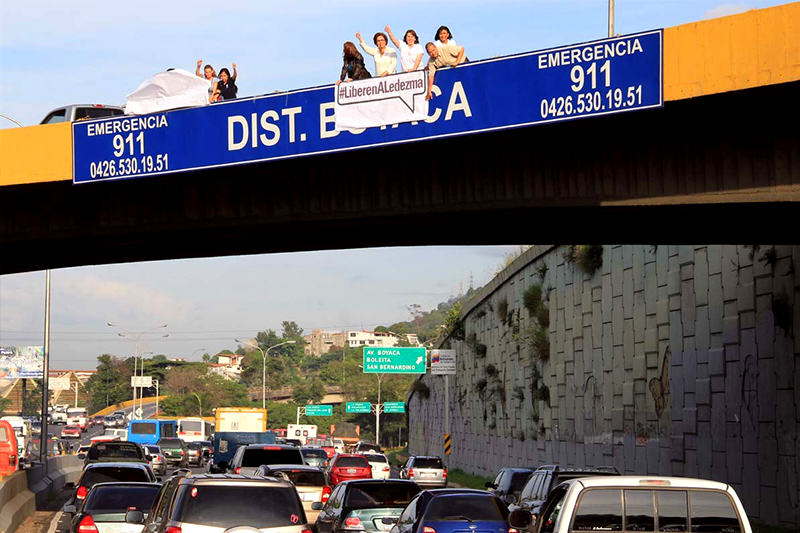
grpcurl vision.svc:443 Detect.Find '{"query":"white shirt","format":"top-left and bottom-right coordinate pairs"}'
top-left (359, 41), bottom-right (398, 76)
top-left (434, 38), bottom-right (457, 49)
top-left (399, 42), bottom-right (425, 71)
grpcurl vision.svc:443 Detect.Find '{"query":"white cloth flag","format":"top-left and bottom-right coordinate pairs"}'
top-left (334, 70), bottom-right (429, 130)
top-left (125, 69), bottom-right (210, 115)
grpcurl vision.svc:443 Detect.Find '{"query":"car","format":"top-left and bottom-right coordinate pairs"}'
top-left (485, 467), bottom-right (535, 504)
top-left (301, 447), bottom-right (329, 469)
top-left (399, 456), bottom-right (447, 488)
top-left (326, 453), bottom-right (373, 486)
top-left (186, 441), bottom-right (204, 466)
top-left (64, 462), bottom-right (158, 516)
top-left (143, 445), bottom-right (167, 475)
top-left (157, 437), bottom-right (188, 468)
top-left (40, 104), bottom-right (124, 125)
top-left (84, 441), bottom-right (149, 466)
top-left (90, 428), bottom-right (123, 444)
top-left (228, 443), bottom-right (305, 476)
top-left (314, 479), bottom-right (422, 533)
top-left (75, 444), bottom-right (92, 460)
top-left (90, 415), bottom-right (106, 428)
top-left (257, 464), bottom-right (331, 523)
top-left (390, 489), bottom-right (509, 533)
top-left (354, 442), bottom-right (383, 454)
top-left (199, 440), bottom-right (213, 462)
top-left (363, 453), bottom-right (391, 480)
top-left (315, 439), bottom-right (336, 458)
top-left (332, 439), bottom-right (345, 454)
top-left (139, 472), bottom-right (314, 533)
top-left (0, 419), bottom-right (19, 477)
top-left (31, 420), bottom-right (42, 435)
top-left (285, 438), bottom-right (303, 447)
top-left (61, 425), bottom-right (82, 439)
top-left (508, 465), bottom-right (619, 516)
top-left (65, 482), bottom-right (161, 533)
top-left (507, 476), bottom-right (753, 533)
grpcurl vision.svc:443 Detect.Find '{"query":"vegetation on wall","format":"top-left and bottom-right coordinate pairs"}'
top-left (412, 380), bottom-right (430, 399)
top-left (574, 245), bottom-right (604, 276)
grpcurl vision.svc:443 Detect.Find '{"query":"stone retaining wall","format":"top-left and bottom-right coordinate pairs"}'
top-left (408, 245), bottom-right (799, 528)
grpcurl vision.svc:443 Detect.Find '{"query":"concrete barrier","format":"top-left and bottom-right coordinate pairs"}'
top-left (0, 455), bottom-right (82, 533)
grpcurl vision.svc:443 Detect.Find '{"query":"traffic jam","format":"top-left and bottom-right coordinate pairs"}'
top-left (2, 406), bottom-right (752, 533)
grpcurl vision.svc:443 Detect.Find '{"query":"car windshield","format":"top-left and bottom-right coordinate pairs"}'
top-left (344, 483), bottom-right (420, 508)
top-left (426, 495), bottom-right (507, 521)
top-left (413, 458), bottom-right (443, 469)
top-left (302, 449), bottom-right (327, 458)
top-left (363, 454), bottom-right (387, 463)
top-left (175, 484), bottom-right (305, 528)
top-left (272, 469), bottom-right (327, 486)
top-left (187, 442), bottom-right (203, 449)
top-left (87, 443), bottom-right (143, 460)
top-left (145, 446), bottom-right (161, 454)
top-left (81, 467), bottom-right (150, 487)
top-left (159, 439), bottom-right (183, 447)
top-left (85, 485), bottom-right (160, 513)
top-left (510, 472), bottom-right (532, 492)
top-left (241, 448), bottom-right (303, 467)
top-left (335, 456), bottom-right (369, 468)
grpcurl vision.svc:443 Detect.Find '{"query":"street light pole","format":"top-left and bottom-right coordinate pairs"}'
top-left (236, 339), bottom-right (296, 409)
top-left (108, 323), bottom-right (168, 420)
top-left (608, 0), bottom-right (615, 37)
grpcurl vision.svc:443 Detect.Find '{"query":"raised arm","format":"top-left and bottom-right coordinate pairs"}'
top-left (356, 32), bottom-right (377, 56)
top-left (195, 59), bottom-right (203, 77)
top-left (385, 25), bottom-right (401, 49)
top-left (232, 62), bottom-right (238, 81)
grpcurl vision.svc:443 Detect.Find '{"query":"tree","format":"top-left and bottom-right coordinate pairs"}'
top-left (85, 355), bottom-right (132, 412)
top-left (292, 380), bottom-right (325, 404)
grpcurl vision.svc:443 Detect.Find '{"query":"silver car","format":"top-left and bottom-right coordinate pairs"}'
top-left (400, 456), bottom-right (447, 488)
top-left (138, 473), bottom-right (312, 533)
top-left (144, 445), bottom-right (166, 475)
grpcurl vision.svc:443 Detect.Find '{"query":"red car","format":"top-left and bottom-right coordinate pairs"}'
top-left (61, 425), bottom-right (81, 439)
top-left (327, 453), bottom-right (372, 485)
top-left (0, 420), bottom-right (19, 477)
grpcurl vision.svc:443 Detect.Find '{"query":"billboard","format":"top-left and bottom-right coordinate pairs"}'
top-left (0, 346), bottom-right (44, 379)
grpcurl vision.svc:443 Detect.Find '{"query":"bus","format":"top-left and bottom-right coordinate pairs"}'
top-left (127, 419), bottom-right (178, 445)
top-left (177, 417), bottom-right (214, 443)
top-left (66, 407), bottom-right (88, 431)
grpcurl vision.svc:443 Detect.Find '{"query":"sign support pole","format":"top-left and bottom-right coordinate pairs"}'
top-left (40, 270), bottom-right (51, 466)
top-left (608, 0), bottom-right (615, 37)
top-left (444, 374), bottom-right (450, 465)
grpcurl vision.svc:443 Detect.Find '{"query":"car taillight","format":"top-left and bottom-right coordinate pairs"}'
top-left (9, 455), bottom-right (16, 465)
top-left (344, 517), bottom-right (363, 529)
top-left (77, 515), bottom-right (98, 533)
top-left (422, 527), bottom-right (436, 533)
top-left (235, 467), bottom-right (241, 474)
top-left (509, 529), bottom-right (518, 533)
top-left (165, 527), bottom-right (182, 533)
top-left (408, 468), bottom-right (414, 477)
top-left (301, 529), bottom-right (313, 533)
top-left (76, 485), bottom-right (88, 500)
top-left (383, 466), bottom-right (390, 471)
top-left (322, 485), bottom-right (332, 503)
top-left (442, 468), bottom-right (447, 478)
top-left (180, 450), bottom-right (185, 455)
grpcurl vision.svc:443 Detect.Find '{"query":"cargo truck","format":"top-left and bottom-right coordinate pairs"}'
top-left (214, 407), bottom-right (267, 433)
top-left (286, 424), bottom-right (317, 445)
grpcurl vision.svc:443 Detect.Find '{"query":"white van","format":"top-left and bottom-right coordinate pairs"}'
top-left (52, 404), bottom-right (69, 424)
top-left (508, 476), bottom-right (751, 533)
top-left (66, 407), bottom-right (88, 431)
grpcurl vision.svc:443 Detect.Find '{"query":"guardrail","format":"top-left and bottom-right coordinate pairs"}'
top-left (0, 455), bottom-right (82, 533)
top-left (91, 395), bottom-right (166, 417)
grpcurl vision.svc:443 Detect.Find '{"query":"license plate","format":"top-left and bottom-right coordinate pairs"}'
top-left (301, 493), bottom-right (318, 501)
top-left (347, 468), bottom-right (357, 473)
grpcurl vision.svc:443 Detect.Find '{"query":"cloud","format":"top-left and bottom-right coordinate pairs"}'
top-left (704, 4), bottom-right (750, 19)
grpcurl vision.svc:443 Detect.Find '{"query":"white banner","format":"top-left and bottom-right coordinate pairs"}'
top-left (131, 376), bottom-right (153, 387)
top-left (334, 70), bottom-right (429, 130)
top-left (430, 349), bottom-right (456, 375)
top-left (50, 377), bottom-right (72, 391)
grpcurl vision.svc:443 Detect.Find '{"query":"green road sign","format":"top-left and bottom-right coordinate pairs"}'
top-left (383, 402), bottom-right (405, 413)
top-left (346, 402), bottom-right (372, 414)
top-left (363, 347), bottom-right (427, 374)
top-left (305, 404), bottom-right (333, 416)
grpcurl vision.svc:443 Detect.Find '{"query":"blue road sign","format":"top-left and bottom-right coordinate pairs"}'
top-left (73, 30), bottom-right (662, 184)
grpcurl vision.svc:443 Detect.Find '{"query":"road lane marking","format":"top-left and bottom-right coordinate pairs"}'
top-left (47, 511), bottom-right (63, 533)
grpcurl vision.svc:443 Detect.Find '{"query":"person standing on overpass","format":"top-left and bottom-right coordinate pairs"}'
top-left (424, 41), bottom-right (465, 100)
top-left (356, 31), bottom-right (397, 77)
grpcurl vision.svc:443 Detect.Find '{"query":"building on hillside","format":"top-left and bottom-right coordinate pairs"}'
top-left (206, 353), bottom-right (243, 380)
top-left (303, 329), bottom-right (346, 356)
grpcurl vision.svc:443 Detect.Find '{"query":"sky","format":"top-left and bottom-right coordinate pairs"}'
top-left (0, 0), bottom-right (787, 370)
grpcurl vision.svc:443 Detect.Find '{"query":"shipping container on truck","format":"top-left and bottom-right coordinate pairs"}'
top-left (286, 424), bottom-right (317, 445)
top-left (214, 407), bottom-right (267, 432)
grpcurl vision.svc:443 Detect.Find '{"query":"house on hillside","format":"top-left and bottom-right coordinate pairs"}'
top-left (207, 353), bottom-right (243, 380)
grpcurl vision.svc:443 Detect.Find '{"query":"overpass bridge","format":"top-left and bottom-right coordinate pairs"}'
top-left (1, 4), bottom-right (798, 275)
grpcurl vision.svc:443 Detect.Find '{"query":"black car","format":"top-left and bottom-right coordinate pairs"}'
top-left (157, 438), bottom-right (188, 468)
top-left (64, 462), bottom-right (158, 516)
top-left (314, 479), bottom-right (422, 533)
top-left (228, 443), bottom-right (304, 476)
top-left (66, 482), bottom-right (160, 533)
top-left (84, 441), bottom-right (148, 466)
top-left (508, 465), bottom-right (619, 516)
top-left (485, 467), bottom-right (534, 504)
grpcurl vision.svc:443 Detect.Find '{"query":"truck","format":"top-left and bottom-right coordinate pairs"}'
top-left (286, 424), bottom-right (317, 445)
top-left (66, 407), bottom-right (88, 431)
top-left (214, 407), bottom-right (267, 433)
top-left (209, 431), bottom-right (276, 473)
top-left (51, 404), bottom-right (69, 424)
top-left (329, 422), bottom-right (360, 450)
top-left (0, 416), bottom-right (30, 467)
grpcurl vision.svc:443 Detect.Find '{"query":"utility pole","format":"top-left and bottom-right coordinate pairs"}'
top-left (375, 373), bottom-right (384, 446)
top-left (608, 0), bottom-right (615, 37)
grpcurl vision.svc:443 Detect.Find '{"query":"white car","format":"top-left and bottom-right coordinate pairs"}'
top-left (508, 476), bottom-right (752, 533)
top-left (362, 452), bottom-right (391, 479)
